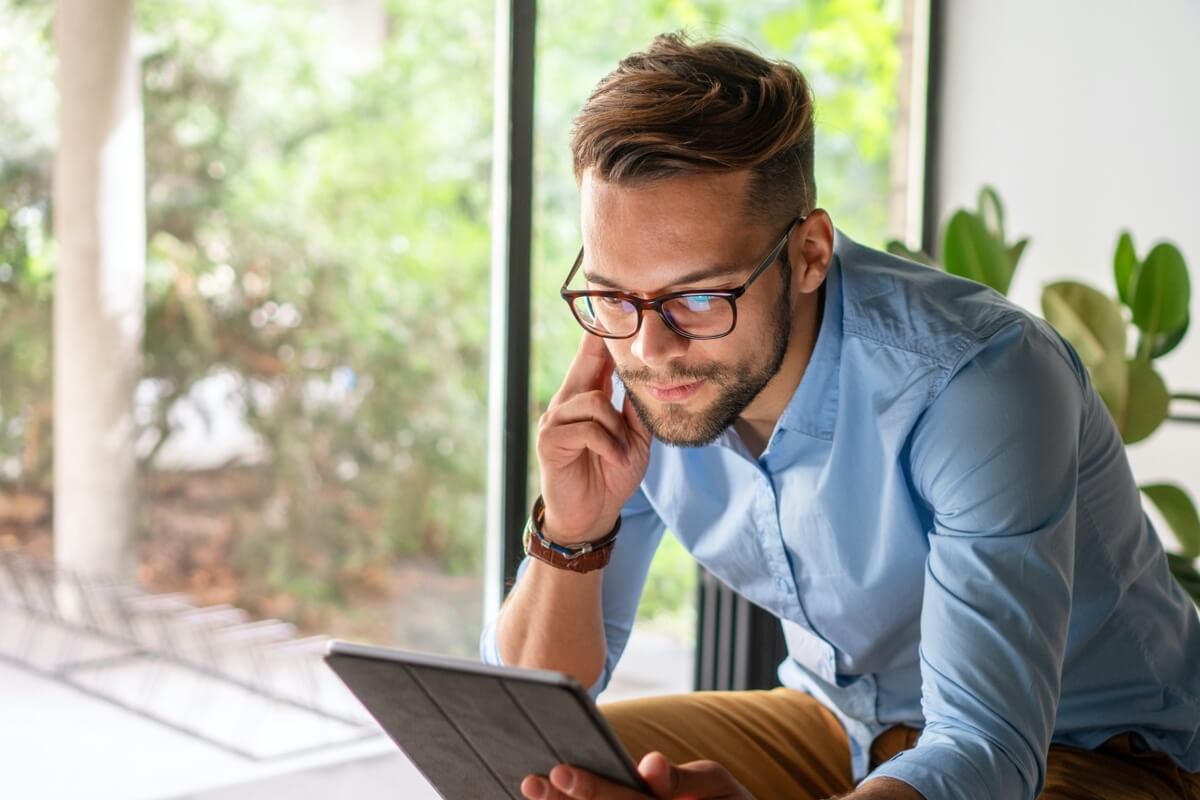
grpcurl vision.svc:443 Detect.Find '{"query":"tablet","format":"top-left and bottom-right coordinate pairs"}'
top-left (324, 640), bottom-right (648, 799)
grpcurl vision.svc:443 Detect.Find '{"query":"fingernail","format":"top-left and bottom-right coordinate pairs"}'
top-left (525, 776), bottom-right (547, 799)
top-left (550, 767), bottom-right (575, 793)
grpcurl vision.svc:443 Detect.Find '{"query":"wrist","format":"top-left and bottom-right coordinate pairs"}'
top-left (542, 509), bottom-right (620, 545)
top-left (524, 496), bottom-right (620, 574)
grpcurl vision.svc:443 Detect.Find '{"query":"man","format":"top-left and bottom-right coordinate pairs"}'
top-left (481, 33), bottom-right (1200, 800)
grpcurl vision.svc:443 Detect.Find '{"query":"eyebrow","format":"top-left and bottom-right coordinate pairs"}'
top-left (582, 263), bottom-right (743, 291)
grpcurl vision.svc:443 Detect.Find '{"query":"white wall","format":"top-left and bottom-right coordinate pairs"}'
top-left (934, 0), bottom-right (1200, 548)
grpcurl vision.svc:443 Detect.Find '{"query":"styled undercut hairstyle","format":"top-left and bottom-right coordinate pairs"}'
top-left (570, 32), bottom-right (817, 225)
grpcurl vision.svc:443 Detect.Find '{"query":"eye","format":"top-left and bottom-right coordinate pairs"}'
top-left (598, 296), bottom-right (634, 312)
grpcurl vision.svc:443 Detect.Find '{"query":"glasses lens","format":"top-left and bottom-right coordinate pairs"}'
top-left (661, 294), bottom-right (734, 337)
top-left (572, 295), bottom-right (639, 337)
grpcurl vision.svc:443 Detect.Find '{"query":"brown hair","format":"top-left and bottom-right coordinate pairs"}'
top-left (571, 32), bottom-right (816, 224)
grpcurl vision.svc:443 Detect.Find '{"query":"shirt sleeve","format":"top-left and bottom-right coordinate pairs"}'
top-left (863, 320), bottom-right (1087, 800)
top-left (478, 485), bottom-right (666, 699)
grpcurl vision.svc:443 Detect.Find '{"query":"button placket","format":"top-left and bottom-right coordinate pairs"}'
top-left (754, 472), bottom-right (800, 614)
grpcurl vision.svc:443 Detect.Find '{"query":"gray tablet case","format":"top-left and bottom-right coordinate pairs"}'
top-left (324, 640), bottom-right (647, 800)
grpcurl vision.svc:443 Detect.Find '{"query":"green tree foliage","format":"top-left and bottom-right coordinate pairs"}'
top-left (0, 0), bottom-right (55, 491)
top-left (138, 0), bottom-right (498, 611)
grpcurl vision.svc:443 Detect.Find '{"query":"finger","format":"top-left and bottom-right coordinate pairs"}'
top-left (636, 752), bottom-right (674, 797)
top-left (521, 774), bottom-right (573, 800)
top-left (543, 391), bottom-right (630, 450)
top-left (599, 349), bottom-right (616, 402)
top-left (549, 764), bottom-right (649, 799)
top-left (521, 774), bottom-right (548, 799)
top-left (539, 420), bottom-right (629, 468)
top-left (553, 333), bottom-right (614, 405)
top-left (673, 760), bottom-right (749, 798)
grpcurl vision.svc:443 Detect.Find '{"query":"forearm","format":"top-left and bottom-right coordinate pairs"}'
top-left (495, 558), bottom-right (608, 687)
top-left (834, 777), bottom-right (925, 800)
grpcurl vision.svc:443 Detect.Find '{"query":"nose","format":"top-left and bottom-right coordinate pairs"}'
top-left (630, 309), bottom-right (690, 368)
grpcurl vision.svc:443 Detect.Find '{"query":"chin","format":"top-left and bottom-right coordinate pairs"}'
top-left (631, 391), bottom-right (730, 448)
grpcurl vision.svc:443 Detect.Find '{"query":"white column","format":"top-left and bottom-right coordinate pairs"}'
top-left (53, 0), bottom-right (146, 579)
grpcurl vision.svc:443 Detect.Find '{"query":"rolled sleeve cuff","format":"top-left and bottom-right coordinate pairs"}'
top-left (862, 741), bottom-right (1020, 800)
top-left (479, 616), bottom-right (504, 666)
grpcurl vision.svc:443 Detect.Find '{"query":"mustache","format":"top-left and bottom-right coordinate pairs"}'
top-left (615, 362), bottom-right (730, 386)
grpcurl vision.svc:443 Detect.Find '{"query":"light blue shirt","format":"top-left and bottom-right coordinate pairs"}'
top-left (481, 231), bottom-right (1200, 800)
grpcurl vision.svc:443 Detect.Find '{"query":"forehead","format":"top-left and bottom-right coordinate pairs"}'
top-left (579, 170), bottom-right (766, 292)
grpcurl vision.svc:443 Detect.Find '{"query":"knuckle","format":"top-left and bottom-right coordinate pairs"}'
top-left (584, 388), bottom-right (612, 407)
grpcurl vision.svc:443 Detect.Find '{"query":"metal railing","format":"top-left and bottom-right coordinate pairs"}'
top-left (0, 546), bottom-right (379, 761)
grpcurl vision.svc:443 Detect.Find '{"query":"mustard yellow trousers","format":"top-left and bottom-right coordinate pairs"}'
top-left (601, 688), bottom-right (1200, 799)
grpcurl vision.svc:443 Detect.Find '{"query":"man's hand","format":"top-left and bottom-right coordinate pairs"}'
top-left (521, 751), bottom-right (754, 800)
top-left (536, 333), bottom-right (652, 542)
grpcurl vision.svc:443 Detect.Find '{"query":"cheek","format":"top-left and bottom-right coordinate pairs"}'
top-left (719, 311), bottom-right (770, 354)
top-left (605, 339), bottom-right (631, 367)
top-left (740, 291), bottom-right (793, 343)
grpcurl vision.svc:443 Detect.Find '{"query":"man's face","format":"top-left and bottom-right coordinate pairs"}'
top-left (578, 170), bottom-right (796, 447)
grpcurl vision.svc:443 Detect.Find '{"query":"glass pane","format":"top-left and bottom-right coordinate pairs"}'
top-left (1, 0), bottom-right (491, 796)
top-left (532, 0), bottom-right (912, 700)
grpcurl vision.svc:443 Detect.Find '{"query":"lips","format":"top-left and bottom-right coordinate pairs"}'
top-left (646, 380), bottom-right (705, 402)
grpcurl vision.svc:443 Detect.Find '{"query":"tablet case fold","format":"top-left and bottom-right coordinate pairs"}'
top-left (325, 644), bottom-right (644, 800)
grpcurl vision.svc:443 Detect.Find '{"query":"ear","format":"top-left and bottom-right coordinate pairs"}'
top-left (787, 210), bottom-right (835, 295)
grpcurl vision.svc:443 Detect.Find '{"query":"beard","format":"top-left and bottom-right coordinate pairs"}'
top-left (616, 269), bottom-right (793, 448)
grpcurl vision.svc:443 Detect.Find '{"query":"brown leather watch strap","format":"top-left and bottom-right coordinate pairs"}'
top-left (522, 495), bottom-right (620, 574)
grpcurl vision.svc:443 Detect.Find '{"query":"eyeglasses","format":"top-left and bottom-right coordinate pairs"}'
top-left (560, 216), bottom-right (804, 340)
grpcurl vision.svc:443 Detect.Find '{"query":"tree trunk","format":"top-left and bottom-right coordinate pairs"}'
top-left (52, 0), bottom-right (145, 579)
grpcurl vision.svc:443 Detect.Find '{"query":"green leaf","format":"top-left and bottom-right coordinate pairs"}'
top-left (1148, 313), bottom-right (1190, 359)
top-left (977, 186), bottom-right (1005, 240)
top-left (1090, 354), bottom-right (1129, 426)
top-left (1008, 238), bottom-right (1029, 271)
top-left (1122, 359), bottom-right (1170, 443)
top-left (1041, 281), bottom-right (1126, 367)
top-left (1131, 242), bottom-right (1190, 339)
top-left (1166, 553), bottom-right (1200, 607)
top-left (885, 240), bottom-right (936, 266)
top-left (1113, 231), bottom-right (1138, 307)
top-left (1142, 483), bottom-right (1200, 558)
top-left (943, 210), bottom-right (1014, 295)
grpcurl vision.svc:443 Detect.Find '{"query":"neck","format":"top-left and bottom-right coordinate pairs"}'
top-left (734, 287), bottom-right (824, 457)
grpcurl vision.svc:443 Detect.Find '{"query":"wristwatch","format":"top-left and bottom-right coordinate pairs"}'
top-left (522, 495), bottom-right (621, 573)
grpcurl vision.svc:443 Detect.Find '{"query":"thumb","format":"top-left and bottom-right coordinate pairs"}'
top-left (637, 752), bottom-right (676, 798)
top-left (642, 757), bottom-right (751, 800)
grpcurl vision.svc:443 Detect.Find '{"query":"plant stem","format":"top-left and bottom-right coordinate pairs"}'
top-left (1172, 393), bottom-right (1200, 404)
top-left (1136, 333), bottom-right (1154, 362)
top-left (1168, 415), bottom-right (1200, 424)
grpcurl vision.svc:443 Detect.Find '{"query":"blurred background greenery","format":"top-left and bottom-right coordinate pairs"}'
top-left (0, 0), bottom-right (906, 655)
